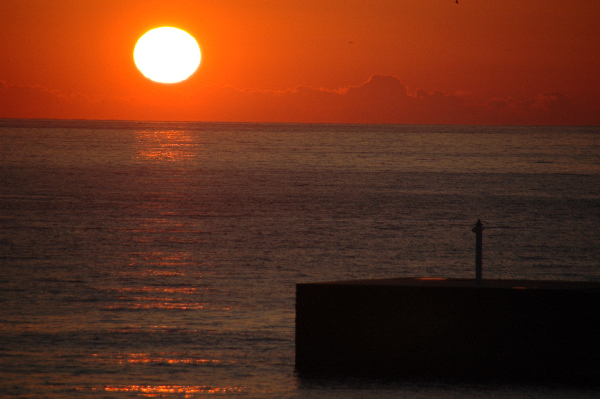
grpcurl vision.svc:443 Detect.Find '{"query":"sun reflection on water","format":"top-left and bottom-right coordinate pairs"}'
top-left (104, 301), bottom-right (212, 310)
top-left (88, 351), bottom-right (228, 366)
top-left (100, 285), bottom-right (229, 311)
top-left (110, 286), bottom-right (202, 294)
top-left (135, 130), bottom-right (201, 162)
top-left (105, 325), bottom-right (200, 333)
top-left (84, 384), bottom-right (244, 396)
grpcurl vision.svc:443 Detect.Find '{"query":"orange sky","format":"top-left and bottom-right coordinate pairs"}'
top-left (1, 0), bottom-right (599, 125)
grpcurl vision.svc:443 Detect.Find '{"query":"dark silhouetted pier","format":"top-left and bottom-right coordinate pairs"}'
top-left (296, 277), bottom-right (600, 384)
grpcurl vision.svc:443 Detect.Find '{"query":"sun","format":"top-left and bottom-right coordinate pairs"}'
top-left (134, 27), bottom-right (201, 84)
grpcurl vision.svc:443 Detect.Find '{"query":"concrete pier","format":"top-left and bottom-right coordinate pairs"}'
top-left (296, 278), bottom-right (600, 383)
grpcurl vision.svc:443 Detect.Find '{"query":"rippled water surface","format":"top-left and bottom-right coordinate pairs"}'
top-left (1, 120), bottom-right (599, 397)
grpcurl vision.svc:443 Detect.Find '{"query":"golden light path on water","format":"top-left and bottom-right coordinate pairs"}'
top-left (135, 130), bottom-right (198, 162)
top-left (87, 352), bottom-right (227, 366)
top-left (103, 285), bottom-right (229, 310)
top-left (83, 384), bottom-right (244, 395)
top-left (75, 352), bottom-right (242, 396)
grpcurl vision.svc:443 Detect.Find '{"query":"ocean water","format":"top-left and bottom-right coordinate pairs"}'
top-left (1, 119), bottom-right (599, 398)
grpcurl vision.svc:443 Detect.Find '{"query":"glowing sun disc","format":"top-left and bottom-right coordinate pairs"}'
top-left (134, 27), bottom-right (201, 84)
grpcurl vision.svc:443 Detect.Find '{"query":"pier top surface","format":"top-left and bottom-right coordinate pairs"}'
top-left (300, 277), bottom-right (600, 291)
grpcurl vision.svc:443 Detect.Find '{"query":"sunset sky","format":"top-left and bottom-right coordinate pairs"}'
top-left (1, 0), bottom-right (599, 125)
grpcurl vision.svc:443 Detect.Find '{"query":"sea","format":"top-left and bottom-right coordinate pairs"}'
top-left (1, 119), bottom-right (599, 398)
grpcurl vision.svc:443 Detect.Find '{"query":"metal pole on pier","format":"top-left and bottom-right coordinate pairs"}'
top-left (472, 219), bottom-right (483, 282)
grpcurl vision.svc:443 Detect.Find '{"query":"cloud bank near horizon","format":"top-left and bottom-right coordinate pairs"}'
top-left (1, 75), bottom-right (598, 125)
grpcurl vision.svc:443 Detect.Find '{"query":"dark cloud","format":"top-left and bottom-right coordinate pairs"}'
top-left (0, 81), bottom-right (67, 118)
top-left (486, 98), bottom-right (509, 110)
top-left (1, 77), bottom-right (598, 125)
